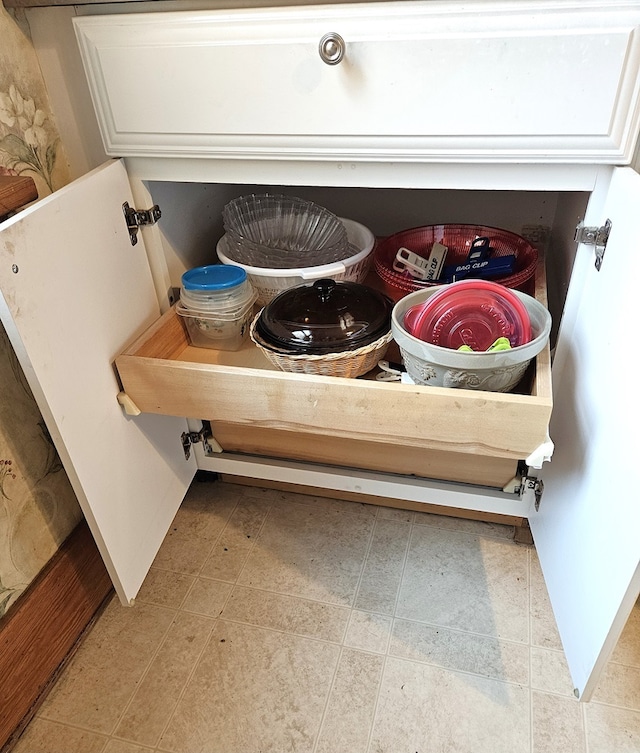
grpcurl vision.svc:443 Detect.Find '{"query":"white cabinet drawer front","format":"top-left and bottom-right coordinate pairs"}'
top-left (74, 1), bottom-right (640, 164)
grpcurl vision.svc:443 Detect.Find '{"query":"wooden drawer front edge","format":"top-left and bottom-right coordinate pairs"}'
top-left (117, 345), bottom-right (552, 461)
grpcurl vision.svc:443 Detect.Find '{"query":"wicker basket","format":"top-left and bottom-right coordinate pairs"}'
top-left (250, 313), bottom-right (392, 378)
top-left (374, 224), bottom-right (538, 302)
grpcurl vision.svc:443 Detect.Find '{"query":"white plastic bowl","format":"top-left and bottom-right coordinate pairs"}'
top-left (391, 286), bottom-right (551, 392)
top-left (216, 217), bottom-right (375, 306)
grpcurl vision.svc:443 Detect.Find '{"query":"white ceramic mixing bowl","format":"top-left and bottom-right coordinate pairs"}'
top-left (391, 286), bottom-right (551, 392)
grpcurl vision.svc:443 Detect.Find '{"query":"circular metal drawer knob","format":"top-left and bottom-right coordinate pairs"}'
top-left (319, 32), bottom-right (345, 65)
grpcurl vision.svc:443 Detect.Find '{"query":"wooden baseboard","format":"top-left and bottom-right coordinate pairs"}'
top-left (0, 520), bottom-right (113, 752)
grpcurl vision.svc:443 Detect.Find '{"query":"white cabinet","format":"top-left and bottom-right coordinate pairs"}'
top-left (74, 0), bottom-right (640, 164)
top-left (1, 0), bottom-right (639, 702)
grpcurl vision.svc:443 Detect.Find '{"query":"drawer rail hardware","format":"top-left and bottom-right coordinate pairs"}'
top-left (575, 219), bottom-right (611, 271)
top-left (181, 420), bottom-right (223, 460)
top-left (519, 474), bottom-right (545, 511)
top-left (123, 201), bottom-right (162, 246)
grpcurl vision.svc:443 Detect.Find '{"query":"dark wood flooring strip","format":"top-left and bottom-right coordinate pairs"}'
top-left (0, 520), bottom-right (113, 751)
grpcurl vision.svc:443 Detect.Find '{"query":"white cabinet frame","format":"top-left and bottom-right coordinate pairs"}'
top-left (1, 0), bottom-right (638, 702)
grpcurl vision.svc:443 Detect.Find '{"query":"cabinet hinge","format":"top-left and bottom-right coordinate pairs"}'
top-left (574, 219), bottom-right (611, 271)
top-left (519, 474), bottom-right (545, 512)
top-left (123, 201), bottom-right (161, 246)
top-left (181, 420), bottom-right (216, 461)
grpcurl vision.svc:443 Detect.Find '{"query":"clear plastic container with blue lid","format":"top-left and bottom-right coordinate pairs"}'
top-left (177, 264), bottom-right (257, 350)
top-left (180, 264), bottom-right (256, 311)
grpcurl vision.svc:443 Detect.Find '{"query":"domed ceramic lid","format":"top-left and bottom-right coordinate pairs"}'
top-left (256, 278), bottom-right (392, 355)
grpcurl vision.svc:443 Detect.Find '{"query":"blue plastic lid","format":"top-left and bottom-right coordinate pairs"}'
top-left (182, 264), bottom-right (247, 291)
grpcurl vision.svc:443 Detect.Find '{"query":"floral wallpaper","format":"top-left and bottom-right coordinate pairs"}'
top-left (0, 6), bottom-right (70, 194)
top-left (0, 83), bottom-right (57, 192)
top-left (0, 5), bottom-right (80, 618)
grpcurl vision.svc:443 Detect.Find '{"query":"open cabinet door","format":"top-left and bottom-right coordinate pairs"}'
top-left (530, 167), bottom-right (640, 700)
top-left (0, 160), bottom-right (196, 605)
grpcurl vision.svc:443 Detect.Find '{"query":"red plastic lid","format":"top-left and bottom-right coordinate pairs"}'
top-left (404, 280), bottom-right (532, 350)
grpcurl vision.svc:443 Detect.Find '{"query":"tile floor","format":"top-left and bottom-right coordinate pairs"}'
top-left (12, 478), bottom-right (640, 753)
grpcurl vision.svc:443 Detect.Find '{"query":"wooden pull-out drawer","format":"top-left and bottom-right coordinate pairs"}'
top-left (115, 299), bottom-right (552, 490)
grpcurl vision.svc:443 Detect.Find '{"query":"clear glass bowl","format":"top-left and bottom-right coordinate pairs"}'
top-left (222, 193), bottom-right (350, 269)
